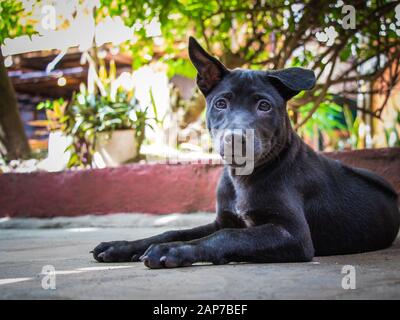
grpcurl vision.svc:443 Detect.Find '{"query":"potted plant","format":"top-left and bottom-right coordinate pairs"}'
top-left (64, 81), bottom-right (153, 168)
top-left (37, 57), bottom-right (155, 169)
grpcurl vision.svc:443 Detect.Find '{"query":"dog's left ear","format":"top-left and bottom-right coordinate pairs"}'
top-left (267, 67), bottom-right (316, 100)
top-left (188, 36), bottom-right (229, 96)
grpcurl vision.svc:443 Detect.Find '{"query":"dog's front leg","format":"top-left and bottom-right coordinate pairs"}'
top-left (92, 222), bottom-right (220, 262)
top-left (141, 223), bottom-right (314, 268)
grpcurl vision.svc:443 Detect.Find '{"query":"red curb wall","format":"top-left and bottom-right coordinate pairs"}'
top-left (0, 148), bottom-right (399, 217)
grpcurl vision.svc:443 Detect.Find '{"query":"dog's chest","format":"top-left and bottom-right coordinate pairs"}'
top-left (232, 182), bottom-right (255, 227)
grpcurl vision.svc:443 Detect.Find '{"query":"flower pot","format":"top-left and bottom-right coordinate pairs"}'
top-left (93, 129), bottom-right (137, 168)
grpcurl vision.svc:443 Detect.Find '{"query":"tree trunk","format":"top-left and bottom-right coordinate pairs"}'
top-left (0, 52), bottom-right (31, 160)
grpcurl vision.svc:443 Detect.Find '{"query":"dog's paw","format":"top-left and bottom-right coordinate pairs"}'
top-left (92, 241), bottom-right (144, 263)
top-left (140, 242), bottom-right (196, 269)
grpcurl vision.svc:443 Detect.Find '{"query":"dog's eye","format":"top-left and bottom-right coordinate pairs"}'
top-left (257, 100), bottom-right (272, 112)
top-left (214, 98), bottom-right (228, 110)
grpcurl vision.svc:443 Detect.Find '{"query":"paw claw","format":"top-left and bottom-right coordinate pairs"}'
top-left (92, 240), bottom-right (148, 263)
top-left (160, 256), bottom-right (167, 267)
top-left (93, 251), bottom-right (105, 262)
top-left (142, 257), bottom-right (150, 268)
top-left (131, 254), bottom-right (140, 262)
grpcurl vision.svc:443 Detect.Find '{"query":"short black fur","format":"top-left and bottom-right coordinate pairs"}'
top-left (92, 37), bottom-right (399, 268)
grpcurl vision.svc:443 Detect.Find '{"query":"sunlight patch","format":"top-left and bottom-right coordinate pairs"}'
top-left (0, 277), bottom-right (33, 285)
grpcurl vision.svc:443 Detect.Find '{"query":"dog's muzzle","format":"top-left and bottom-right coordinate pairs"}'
top-left (221, 130), bottom-right (251, 167)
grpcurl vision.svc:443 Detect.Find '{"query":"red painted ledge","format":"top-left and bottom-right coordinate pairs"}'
top-left (0, 148), bottom-right (399, 217)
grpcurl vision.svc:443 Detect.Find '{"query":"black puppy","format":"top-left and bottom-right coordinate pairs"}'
top-left (92, 37), bottom-right (399, 268)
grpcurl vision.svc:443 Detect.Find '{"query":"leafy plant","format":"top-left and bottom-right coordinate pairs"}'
top-left (64, 64), bottom-right (154, 167)
top-left (343, 105), bottom-right (361, 150)
top-left (296, 100), bottom-right (345, 149)
top-left (0, 0), bottom-right (37, 45)
top-left (36, 98), bottom-right (68, 131)
top-left (37, 57), bottom-right (155, 168)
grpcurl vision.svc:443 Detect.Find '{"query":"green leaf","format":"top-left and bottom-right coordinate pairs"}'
top-left (339, 46), bottom-right (352, 62)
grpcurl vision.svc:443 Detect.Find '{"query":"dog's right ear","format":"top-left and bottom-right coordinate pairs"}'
top-left (188, 37), bottom-right (229, 96)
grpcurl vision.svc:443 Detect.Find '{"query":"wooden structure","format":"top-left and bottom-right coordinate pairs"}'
top-left (7, 48), bottom-right (133, 148)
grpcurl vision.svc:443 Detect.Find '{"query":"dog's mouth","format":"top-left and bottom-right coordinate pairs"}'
top-left (220, 138), bottom-right (275, 167)
top-left (220, 144), bottom-right (248, 167)
top-left (213, 129), bottom-right (279, 168)
top-left (221, 154), bottom-right (248, 167)
top-left (220, 138), bottom-right (248, 167)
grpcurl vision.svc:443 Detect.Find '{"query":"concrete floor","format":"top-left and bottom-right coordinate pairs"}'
top-left (0, 213), bottom-right (399, 300)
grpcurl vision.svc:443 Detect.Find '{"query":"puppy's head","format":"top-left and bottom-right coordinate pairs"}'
top-left (188, 37), bottom-right (316, 169)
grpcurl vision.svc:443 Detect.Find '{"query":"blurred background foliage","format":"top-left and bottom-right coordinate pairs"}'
top-left (98, 0), bottom-right (400, 149)
top-left (0, 0), bottom-right (399, 168)
top-left (0, 0), bottom-right (37, 44)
